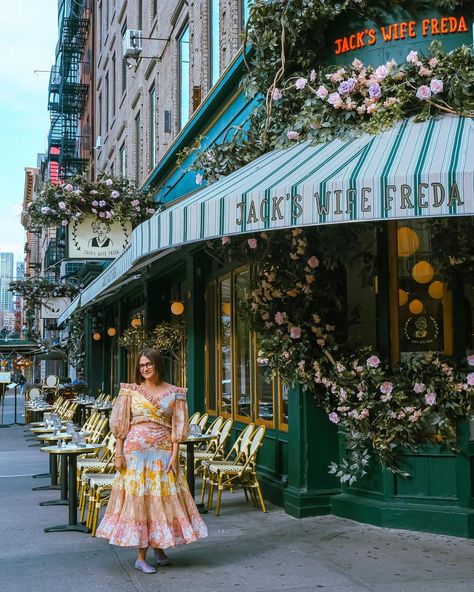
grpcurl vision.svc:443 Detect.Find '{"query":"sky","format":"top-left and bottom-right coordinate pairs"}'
top-left (0, 1), bottom-right (57, 269)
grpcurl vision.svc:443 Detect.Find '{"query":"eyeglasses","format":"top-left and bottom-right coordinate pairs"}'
top-left (138, 362), bottom-right (154, 370)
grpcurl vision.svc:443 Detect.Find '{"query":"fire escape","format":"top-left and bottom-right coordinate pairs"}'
top-left (47, 4), bottom-right (90, 180)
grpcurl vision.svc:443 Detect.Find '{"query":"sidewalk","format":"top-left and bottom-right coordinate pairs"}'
top-left (1, 394), bottom-right (474, 592)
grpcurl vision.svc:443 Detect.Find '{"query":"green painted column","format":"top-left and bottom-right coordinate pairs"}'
top-left (283, 385), bottom-right (340, 517)
top-left (185, 252), bottom-right (206, 414)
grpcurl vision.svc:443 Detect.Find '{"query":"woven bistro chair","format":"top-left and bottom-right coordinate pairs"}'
top-left (206, 425), bottom-right (267, 516)
top-left (201, 422), bottom-right (255, 506)
top-left (189, 412), bottom-right (200, 425)
top-left (86, 473), bottom-right (117, 535)
top-left (179, 416), bottom-right (224, 470)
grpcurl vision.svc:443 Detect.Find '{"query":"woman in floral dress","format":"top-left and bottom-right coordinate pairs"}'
top-left (96, 348), bottom-right (208, 573)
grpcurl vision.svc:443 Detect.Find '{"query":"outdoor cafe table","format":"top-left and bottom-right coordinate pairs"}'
top-left (40, 443), bottom-right (104, 533)
top-left (183, 434), bottom-right (216, 513)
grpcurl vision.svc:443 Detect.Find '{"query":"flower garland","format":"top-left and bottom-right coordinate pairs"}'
top-left (214, 227), bottom-right (474, 483)
top-left (26, 172), bottom-right (158, 229)
top-left (67, 311), bottom-right (86, 377)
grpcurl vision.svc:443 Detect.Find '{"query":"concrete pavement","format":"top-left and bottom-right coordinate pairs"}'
top-left (1, 392), bottom-right (474, 592)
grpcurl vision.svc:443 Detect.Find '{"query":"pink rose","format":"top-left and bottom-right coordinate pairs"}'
top-left (274, 311), bottom-right (285, 325)
top-left (105, 178), bottom-right (113, 186)
top-left (416, 85), bottom-right (432, 100)
top-left (406, 50), bottom-right (419, 64)
top-left (468, 354), bottom-right (474, 366)
top-left (65, 183), bottom-right (73, 192)
top-left (295, 78), bottom-right (307, 90)
top-left (380, 381), bottom-right (393, 396)
top-left (131, 199), bottom-right (140, 206)
top-left (247, 238), bottom-right (258, 249)
top-left (430, 79), bottom-right (443, 94)
top-left (111, 190), bottom-right (120, 199)
top-left (195, 173), bottom-right (203, 185)
top-left (61, 220), bottom-right (68, 226)
top-left (287, 131), bottom-right (299, 141)
top-left (310, 69), bottom-right (317, 82)
top-left (328, 412), bottom-right (340, 424)
top-left (282, 351), bottom-right (290, 359)
top-left (272, 87), bottom-right (282, 100)
top-left (58, 201), bottom-right (66, 210)
top-left (467, 373), bottom-right (474, 386)
top-left (289, 326), bottom-right (302, 339)
top-left (316, 85), bottom-right (328, 99)
top-left (221, 236), bottom-right (231, 245)
top-left (327, 92), bottom-right (342, 106)
top-left (413, 382), bottom-right (425, 393)
top-left (424, 392), bottom-right (436, 406)
top-left (367, 355), bottom-right (380, 368)
top-left (307, 256), bottom-right (319, 268)
top-left (147, 208), bottom-right (156, 214)
top-left (374, 65), bottom-right (388, 80)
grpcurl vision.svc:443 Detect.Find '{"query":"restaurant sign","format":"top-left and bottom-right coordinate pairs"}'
top-left (68, 215), bottom-right (132, 259)
top-left (334, 15), bottom-right (469, 55)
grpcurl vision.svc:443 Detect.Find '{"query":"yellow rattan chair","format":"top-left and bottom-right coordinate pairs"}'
top-left (189, 412), bottom-right (200, 425)
top-left (206, 425), bottom-right (267, 515)
top-left (85, 473), bottom-right (117, 535)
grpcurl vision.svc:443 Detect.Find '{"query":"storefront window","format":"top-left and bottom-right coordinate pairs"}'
top-left (279, 382), bottom-right (288, 430)
top-left (465, 283), bottom-right (474, 355)
top-left (234, 269), bottom-right (251, 419)
top-left (256, 362), bottom-right (274, 424)
top-left (219, 276), bottom-right (232, 415)
top-left (395, 221), bottom-right (449, 357)
top-left (205, 282), bottom-right (217, 412)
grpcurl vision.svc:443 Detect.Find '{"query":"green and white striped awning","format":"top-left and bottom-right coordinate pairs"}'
top-left (61, 115), bottom-right (474, 320)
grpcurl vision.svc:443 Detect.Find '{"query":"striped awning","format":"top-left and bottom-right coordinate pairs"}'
top-left (63, 115), bottom-right (473, 319)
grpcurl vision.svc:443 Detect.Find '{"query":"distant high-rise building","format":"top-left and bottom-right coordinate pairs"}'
top-left (16, 262), bottom-right (24, 280)
top-left (0, 253), bottom-right (14, 313)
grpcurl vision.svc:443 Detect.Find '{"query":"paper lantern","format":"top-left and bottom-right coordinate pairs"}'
top-left (397, 227), bottom-right (420, 257)
top-left (92, 332), bottom-right (102, 341)
top-left (428, 280), bottom-right (444, 300)
top-left (412, 261), bottom-right (434, 284)
top-left (131, 317), bottom-right (142, 327)
top-left (398, 289), bottom-right (408, 306)
top-left (409, 299), bottom-right (424, 315)
top-left (170, 301), bottom-right (185, 316)
top-left (221, 302), bottom-right (232, 316)
top-left (107, 327), bottom-right (117, 337)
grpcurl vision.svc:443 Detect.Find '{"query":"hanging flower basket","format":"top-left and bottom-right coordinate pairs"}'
top-left (25, 172), bottom-right (158, 229)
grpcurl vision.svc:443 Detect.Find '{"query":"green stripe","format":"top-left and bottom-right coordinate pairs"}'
top-left (379, 119), bottom-right (409, 218)
top-left (448, 117), bottom-right (465, 215)
top-left (348, 139), bottom-right (376, 220)
top-left (413, 119), bottom-right (436, 216)
top-left (169, 210), bottom-right (173, 244)
top-left (219, 196), bottom-right (225, 235)
top-left (200, 202), bottom-right (206, 239)
top-left (183, 206), bottom-right (188, 243)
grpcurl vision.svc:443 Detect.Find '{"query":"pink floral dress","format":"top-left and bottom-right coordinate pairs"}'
top-left (96, 383), bottom-right (208, 548)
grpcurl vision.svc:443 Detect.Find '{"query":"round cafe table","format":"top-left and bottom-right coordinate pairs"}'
top-left (40, 443), bottom-right (104, 533)
top-left (183, 434), bottom-right (216, 514)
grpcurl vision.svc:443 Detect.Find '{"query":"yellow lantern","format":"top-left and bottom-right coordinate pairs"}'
top-left (409, 299), bottom-right (424, 314)
top-left (428, 280), bottom-right (444, 300)
top-left (397, 227), bottom-right (420, 257)
top-left (412, 261), bottom-right (434, 284)
top-left (221, 302), bottom-right (232, 316)
top-left (131, 317), bottom-right (142, 328)
top-left (107, 327), bottom-right (117, 337)
top-left (398, 289), bottom-right (408, 306)
top-left (92, 332), bottom-right (102, 341)
top-left (170, 301), bottom-right (185, 316)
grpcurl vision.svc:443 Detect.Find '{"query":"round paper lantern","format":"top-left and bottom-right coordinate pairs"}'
top-left (409, 299), bottom-right (424, 315)
top-left (397, 227), bottom-right (420, 257)
top-left (428, 280), bottom-right (444, 300)
top-left (131, 317), bottom-right (142, 328)
top-left (92, 332), bottom-right (102, 341)
top-left (221, 302), bottom-right (232, 316)
top-left (412, 261), bottom-right (434, 284)
top-left (107, 327), bottom-right (117, 337)
top-left (170, 301), bottom-right (185, 316)
top-left (398, 289), bottom-right (408, 306)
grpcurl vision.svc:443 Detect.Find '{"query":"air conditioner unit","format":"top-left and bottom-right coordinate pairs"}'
top-left (95, 135), bottom-right (102, 149)
top-left (122, 29), bottom-right (142, 58)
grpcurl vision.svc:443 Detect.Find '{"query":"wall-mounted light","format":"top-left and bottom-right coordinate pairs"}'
top-left (107, 327), bottom-right (117, 337)
top-left (92, 332), bottom-right (102, 341)
top-left (131, 317), bottom-right (142, 328)
top-left (170, 301), bottom-right (185, 316)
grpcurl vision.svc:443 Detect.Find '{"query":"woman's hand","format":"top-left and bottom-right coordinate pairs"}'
top-left (114, 455), bottom-right (126, 471)
top-left (166, 454), bottom-right (179, 475)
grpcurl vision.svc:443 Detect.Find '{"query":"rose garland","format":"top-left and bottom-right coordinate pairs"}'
top-left (214, 226), bottom-right (474, 483)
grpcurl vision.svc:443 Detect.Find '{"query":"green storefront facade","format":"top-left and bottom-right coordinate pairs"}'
top-left (72, 4), bottom-right (474, 536)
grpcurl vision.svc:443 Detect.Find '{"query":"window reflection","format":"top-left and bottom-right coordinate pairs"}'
top-left (235, 270), bottom-right (251, 418)
top-left (179, 25), bottom-right (190, 129)
top-left (219, 277), bottom-right (232, 415)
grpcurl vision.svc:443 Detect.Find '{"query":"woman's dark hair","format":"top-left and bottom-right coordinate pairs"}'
top-left (135, 348), bottom-right (166, 384)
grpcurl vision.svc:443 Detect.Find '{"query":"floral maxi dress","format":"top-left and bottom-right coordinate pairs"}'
top-left (96, 383), bottom-right (208, 548)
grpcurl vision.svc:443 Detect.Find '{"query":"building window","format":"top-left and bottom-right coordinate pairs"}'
top-left (149, 85), bottom-right (157, 170)
top-left (135, 111), bottom-right (141, 183)
top-left (152, 0), bottom-right (157, 19)
top-left (111, 54), bottom-right (116, 116)
top-left (98, 92), bottom-right (102, 137)
top-left (178, 24), bottom-right (190, 130)
top-left (105, 72), bottom-right (109, 130)
top-left (209, 0), bottom-right (220, 87)
top-left (137, 0), bottom-right (143, 30)
top-left (206, 267), bottom-right (281, 429)
top-left (121, 24), bottom-right (128, 95)
top-left (241, 0), bottom-right (251, 31)
top-left (98, 1), bottom-right (103, 47)
top-left (119, 142), bottom-right (127, 177)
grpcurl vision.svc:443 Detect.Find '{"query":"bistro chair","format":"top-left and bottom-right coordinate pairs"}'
top-left (206, 425), bottom-right (267, 516)
top-left (201, 422), bottom-right (255, 506)
top-left (197, 413), bottom-right (209, 432)
top-left (189, 412), bottom-right (201, 425)
top-left (41, 375), bottom-right (60, 402)
top-left (86, 473), bottom-right (117, 535)
top-left (179, 416), bottom-right (224, 468)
